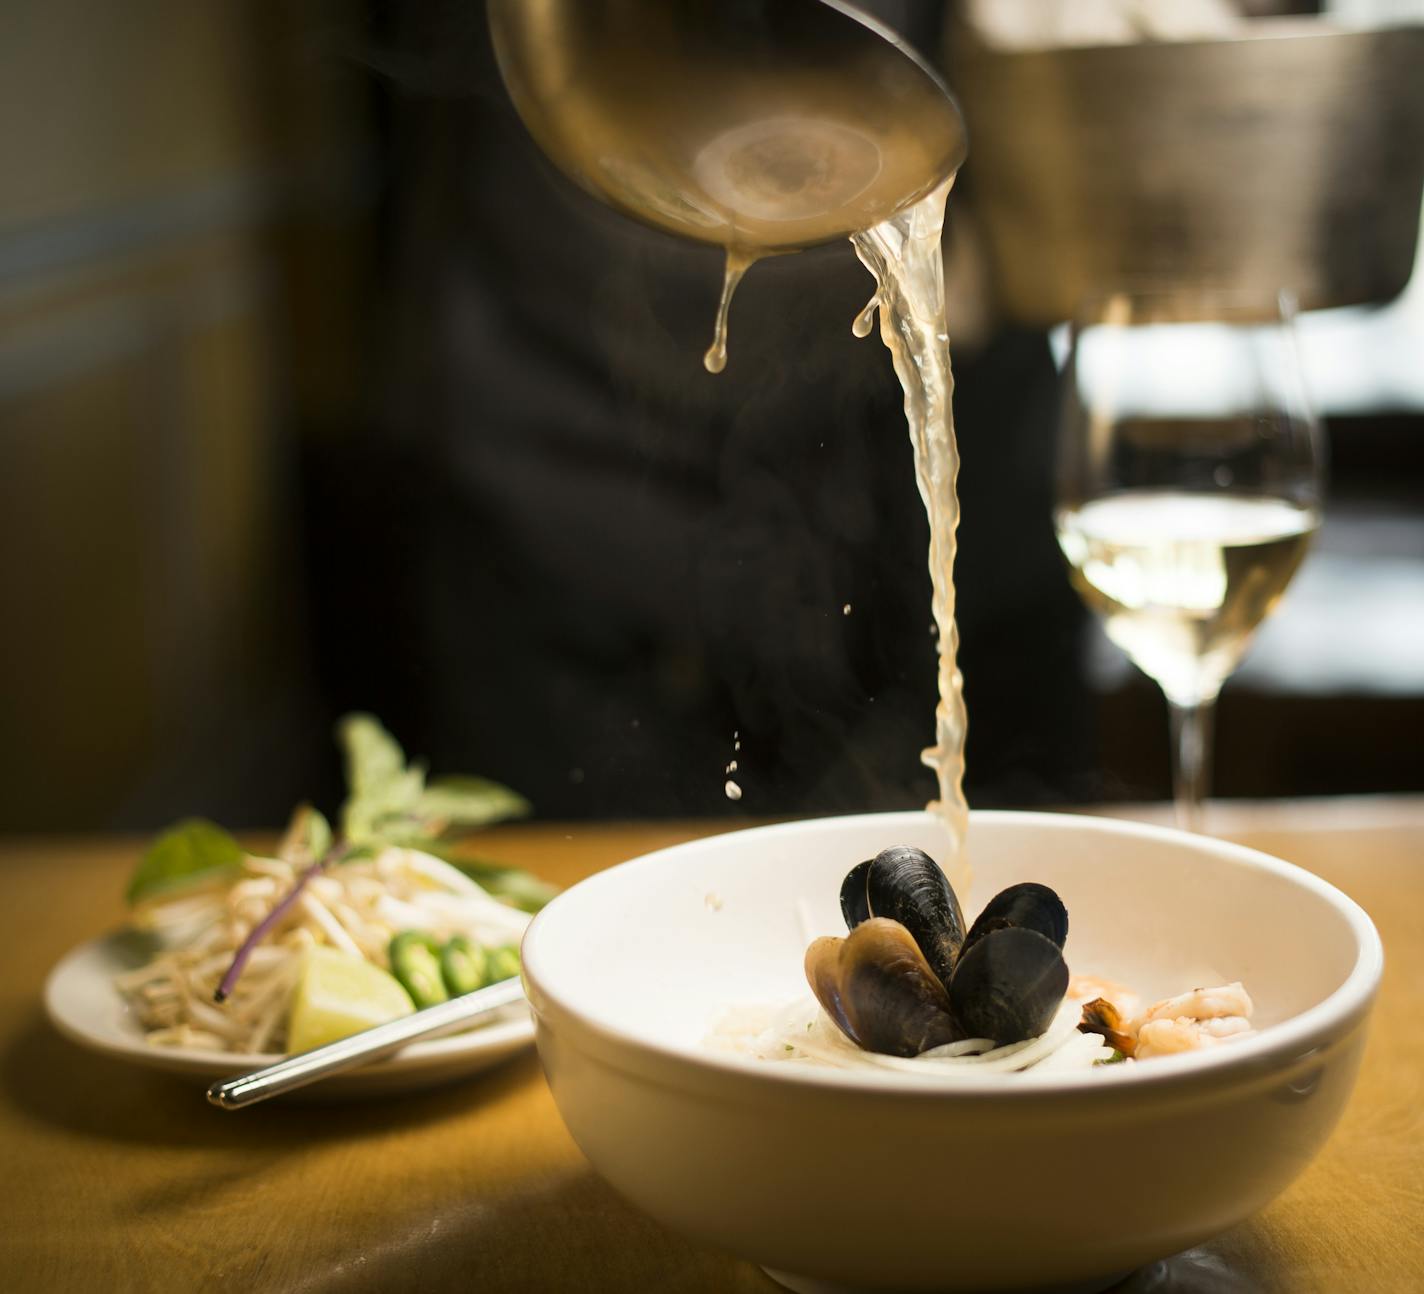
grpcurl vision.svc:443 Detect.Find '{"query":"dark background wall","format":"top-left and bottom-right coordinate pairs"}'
top-left (1, 0), bottom-right (1420, 834)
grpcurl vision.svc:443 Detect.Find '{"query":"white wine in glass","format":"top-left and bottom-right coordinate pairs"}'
top-left (1054, 292), bottom-right (1325, 830)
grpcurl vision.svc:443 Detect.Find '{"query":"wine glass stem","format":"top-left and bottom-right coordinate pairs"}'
top-left (1167, 699), bottom-right (1214, 832)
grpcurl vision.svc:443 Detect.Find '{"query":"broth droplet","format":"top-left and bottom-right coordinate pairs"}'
top-left (724, 779), bottom-right (743, 801)
top-left (703, 249), bottom-right (758, 374)
top-left (852, 292), bottom-right (879, 338)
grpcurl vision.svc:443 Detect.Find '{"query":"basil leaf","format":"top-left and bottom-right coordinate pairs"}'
top-left (339, 712), bottom-right (408, 792)
top-left (474, 867), bottom-right (558, 913)
top-left (126, 818), bottom-right (246, 905)
top-left (437, 851), bottom-right (557, 912)
top-left (334, 842), bottom-right (379, 864)
top-left (338, 713), bottom-right (426, 843)
top-left (279, 802), bottom-right (331, 863)
top-left (304, 805), bottom-right (333, 860)
top-left (383, 841), bottom-right (556, 913)
top-left (418, 775), bottom-right (531, 829)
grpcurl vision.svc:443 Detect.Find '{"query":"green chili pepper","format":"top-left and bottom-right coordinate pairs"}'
top-left (389, 931), bottom-right (449, 1008)
top-left (440, 935), bottom-right (489, 997)
top-left (486, 944), bottom-right (522, 983)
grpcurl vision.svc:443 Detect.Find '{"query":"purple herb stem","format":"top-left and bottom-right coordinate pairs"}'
top-left (214, 847), bottom-right (342, 1003)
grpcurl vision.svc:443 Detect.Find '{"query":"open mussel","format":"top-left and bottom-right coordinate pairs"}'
top-left (1077, 997), bottom-right (1136, 1057)
top-left (805, 919), bottom-right (959, 1058)
top-left (839, 845), bottom-right (965, 989)
top-left (809, 846), bottom-right (1070, 1056)
top-left (948, 925), bottom-right (1068, 1044)
top-left (961, 882), bottom-right (1069, 956)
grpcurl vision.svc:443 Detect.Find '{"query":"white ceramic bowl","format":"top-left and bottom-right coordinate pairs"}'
top-left (521, 811), bottom-right (1381, 1293)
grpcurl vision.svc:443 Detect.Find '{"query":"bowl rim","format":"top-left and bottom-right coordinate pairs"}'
top-left (521, 809), bottom-right (1383, 1098)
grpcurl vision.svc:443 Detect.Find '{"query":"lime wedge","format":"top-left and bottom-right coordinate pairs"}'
top-left (287, 946), bottom-right (415, 1053)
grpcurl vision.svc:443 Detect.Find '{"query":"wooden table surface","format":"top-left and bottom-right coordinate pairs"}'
top-left (2, 802), bottom-right (1421, 1293)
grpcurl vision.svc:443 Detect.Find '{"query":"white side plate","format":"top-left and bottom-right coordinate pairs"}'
top-left (44, 932), bottom-right (535, 1100)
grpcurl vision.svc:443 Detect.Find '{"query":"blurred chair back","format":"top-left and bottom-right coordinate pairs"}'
top-left (948, 24), bottom-right (1424, 323)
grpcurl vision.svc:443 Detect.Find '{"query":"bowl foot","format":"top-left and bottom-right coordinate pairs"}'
top-left (761, 1267), bottom-right (1134, 1294)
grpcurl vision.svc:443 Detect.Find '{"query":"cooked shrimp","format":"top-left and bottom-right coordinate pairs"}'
top-left (1137, 982), bottom-right (1253, 1026)
top-left (1133, 981), bottom-right (1255, 1059)
top-left (1067, 974), bottom-right (1142, 1022)
top-left (1136, 1014), bottom-right (1254, 1058)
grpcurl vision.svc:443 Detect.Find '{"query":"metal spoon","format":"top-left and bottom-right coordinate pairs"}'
top-left (486, 0), bottom-right (967, 252)
top-left (206, 977), bottom-right (527, 1109)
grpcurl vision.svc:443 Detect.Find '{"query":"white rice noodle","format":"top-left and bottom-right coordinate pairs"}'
top-left (920, 1037), bottom-right (998, 1058)
top-left (720, 998), bottom-right (1108, 1080)
top-left (1025, 1026), bottom-right (1115, 1073)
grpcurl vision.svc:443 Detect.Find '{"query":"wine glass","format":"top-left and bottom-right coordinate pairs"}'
top-left (1054, 289), bottom-right (1325, 831)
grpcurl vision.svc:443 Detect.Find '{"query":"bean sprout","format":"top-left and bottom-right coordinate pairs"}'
top-left (118, 846), bottom-right (532, 1055)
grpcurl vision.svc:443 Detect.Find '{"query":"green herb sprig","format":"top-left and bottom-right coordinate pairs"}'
top-left (123, 715), bottom-right (551, 1002)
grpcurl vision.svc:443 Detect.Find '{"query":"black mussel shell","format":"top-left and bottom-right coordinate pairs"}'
top-left (806, 918), bottom-right (960, 1058)
top-left (948, 925), bottom-right (1069, 1045)
top-left (961, 882), bottom-right (1068, 959)
top-left (839, 859), bottom-right (874, 928)
top-left (839, 847), bottom-right (965, 991)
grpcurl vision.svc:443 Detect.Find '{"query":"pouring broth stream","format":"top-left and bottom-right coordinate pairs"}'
top-left (703, 179), bottom-right (969, 893)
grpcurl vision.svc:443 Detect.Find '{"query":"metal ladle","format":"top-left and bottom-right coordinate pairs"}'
top-left (486, 0), bottom-right (967, 252)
